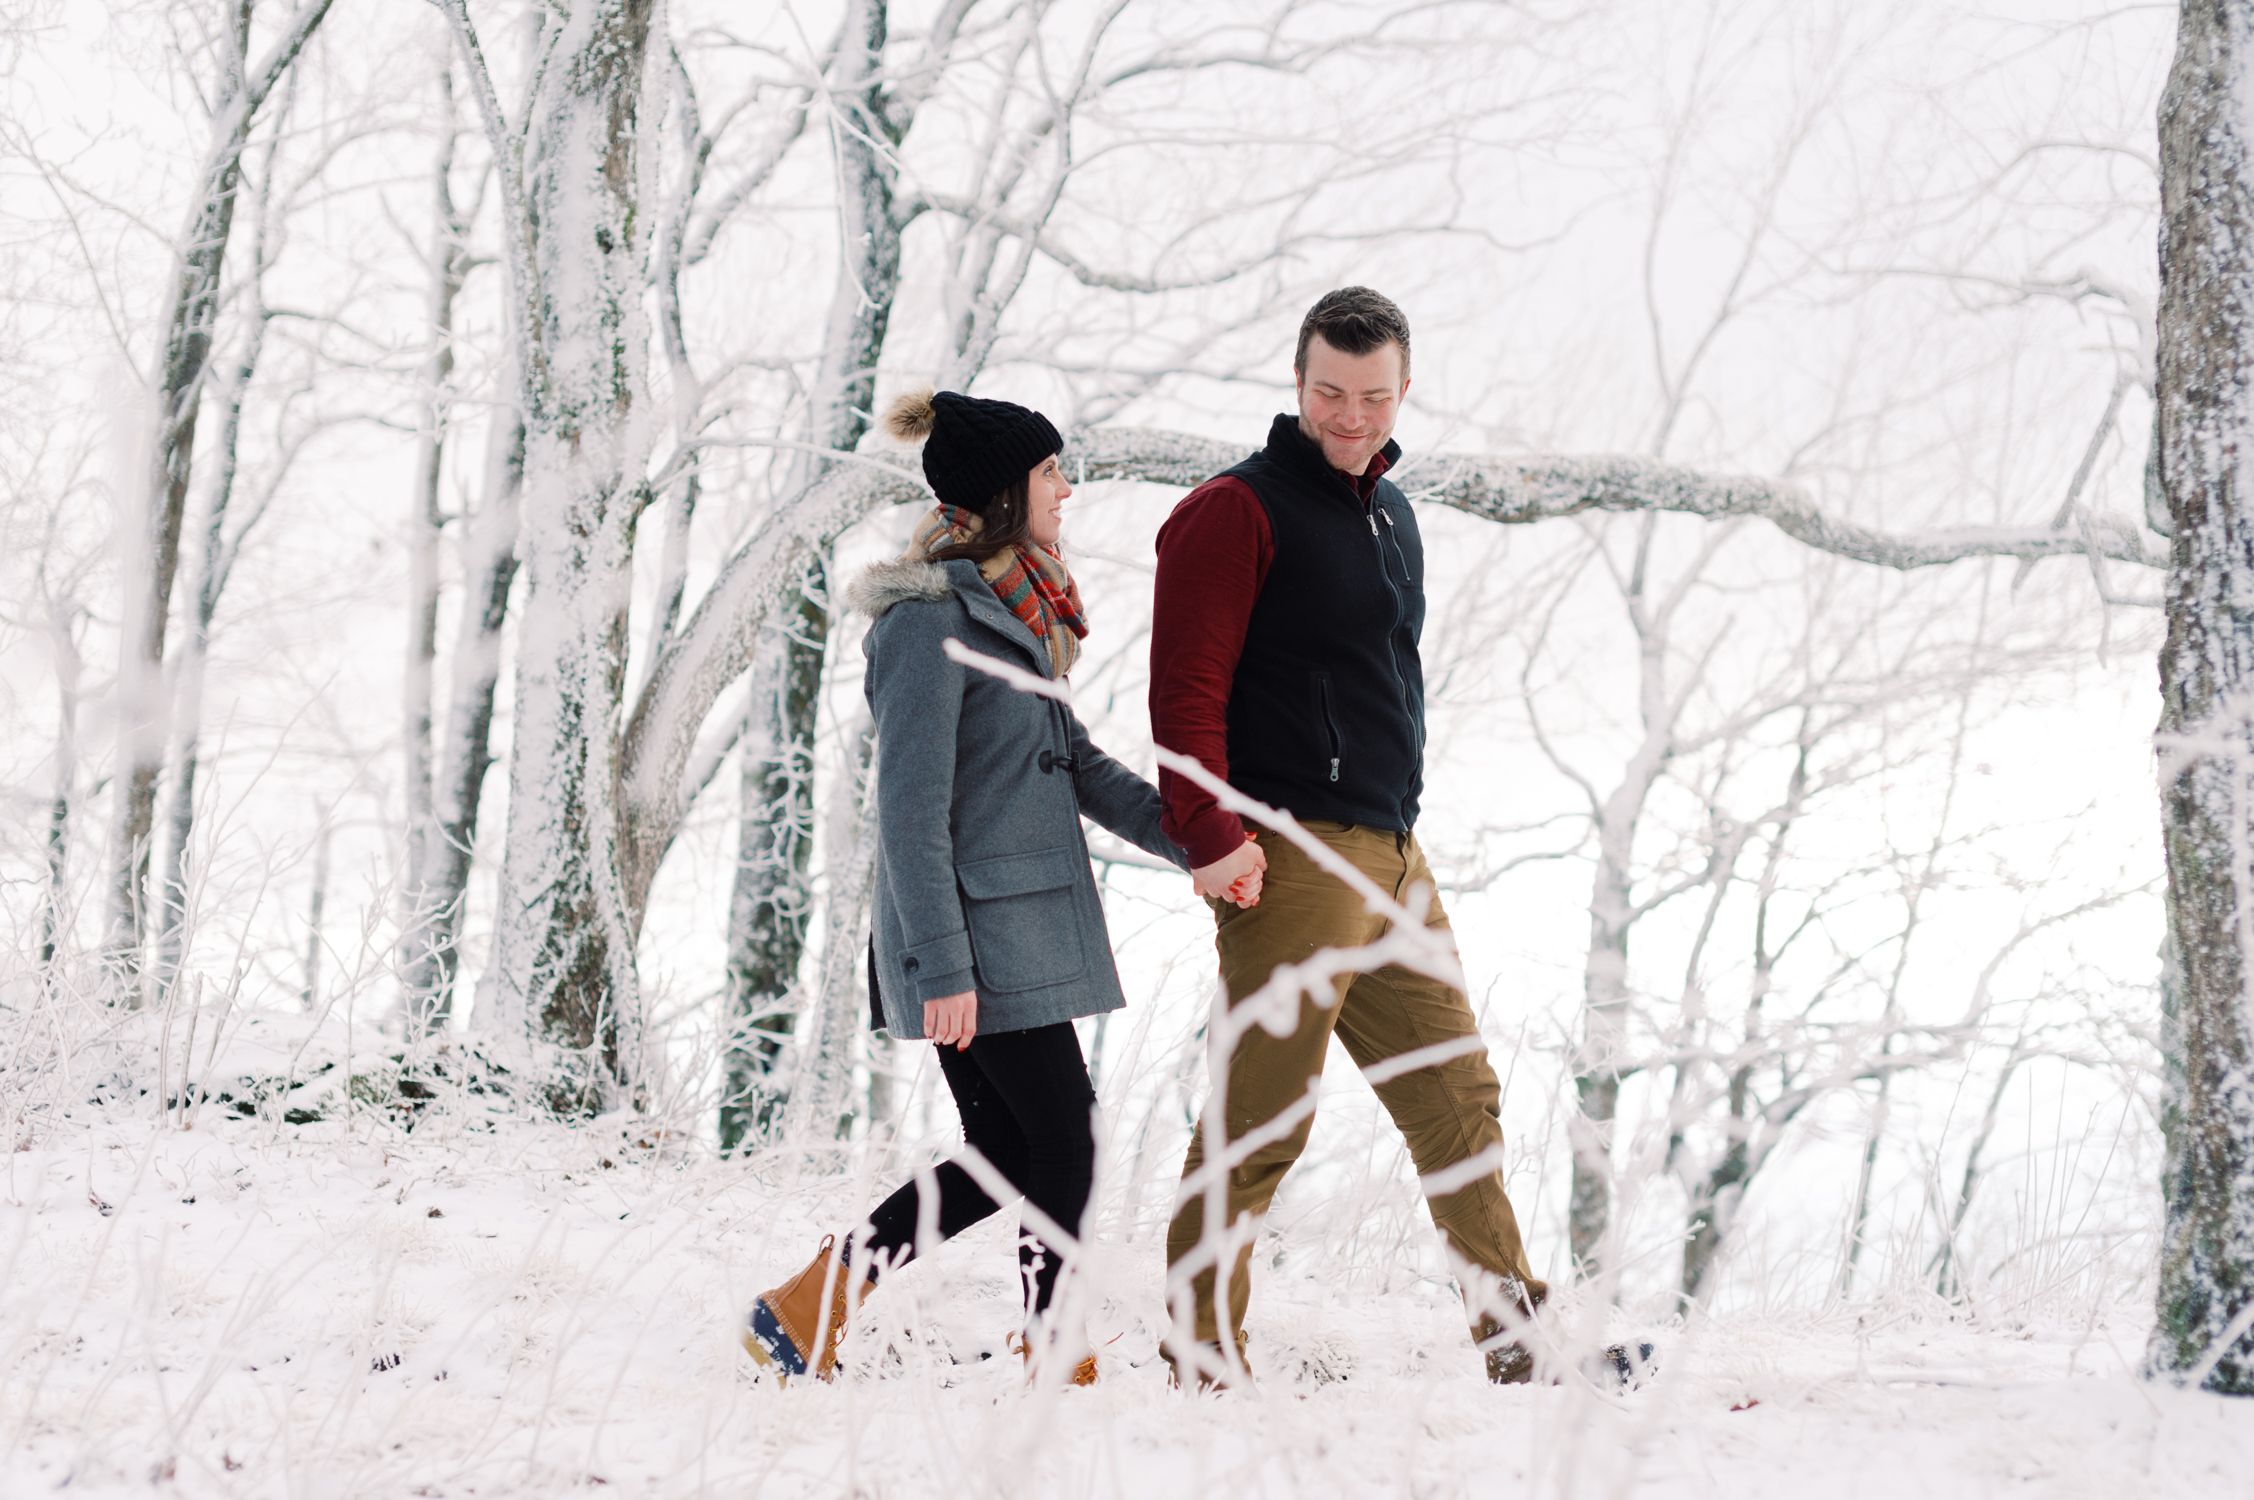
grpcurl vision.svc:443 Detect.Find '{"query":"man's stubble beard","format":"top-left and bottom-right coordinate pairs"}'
top-left (1297, 409), bottom-right (1390, 477)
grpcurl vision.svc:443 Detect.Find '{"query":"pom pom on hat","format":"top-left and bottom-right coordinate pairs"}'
top-left (882, 387), bottom-right (937, 442)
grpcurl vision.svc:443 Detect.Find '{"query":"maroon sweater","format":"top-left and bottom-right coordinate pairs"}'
top-left (1149, 441), bottom-right (1395, 868)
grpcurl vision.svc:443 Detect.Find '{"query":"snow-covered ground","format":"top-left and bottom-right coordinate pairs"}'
top-left (4, 1017), bottom-right (2247, 1500)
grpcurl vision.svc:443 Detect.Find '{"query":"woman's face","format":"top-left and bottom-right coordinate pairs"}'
top-left (1026, 453), bottom-right (1070, 546)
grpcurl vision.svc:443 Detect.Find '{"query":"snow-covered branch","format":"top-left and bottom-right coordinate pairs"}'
top-left (624, 413), bottom-right (2163, 899)
top-left (1066, 427), bottom-right (2169, 570)
top-left (617, 451), bottom-right (925, 880)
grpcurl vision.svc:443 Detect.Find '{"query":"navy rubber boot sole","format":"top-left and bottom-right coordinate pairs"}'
top-left (742, 1298), bottom-right (811, 1381)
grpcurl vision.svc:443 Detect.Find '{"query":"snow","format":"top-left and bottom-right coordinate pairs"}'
top-left (6, 1028), bottom-right (2249, 1500)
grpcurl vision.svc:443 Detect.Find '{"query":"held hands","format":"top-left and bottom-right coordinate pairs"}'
top-left (1191, 834), bottom-right (1267, 909)
top-left (926, 837), bottom-right (1263, 1047)
top-left (924, 989), bottom-right (977, 1050)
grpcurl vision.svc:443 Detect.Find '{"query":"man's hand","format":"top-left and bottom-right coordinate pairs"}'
top-left (924, 990), bottom-right (977, 1050)
top-left (1192, 835), bottom-right (1266, 909)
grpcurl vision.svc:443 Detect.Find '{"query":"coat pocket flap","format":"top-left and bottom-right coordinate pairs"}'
top-left (956, 846), bottom-right (1083, 900)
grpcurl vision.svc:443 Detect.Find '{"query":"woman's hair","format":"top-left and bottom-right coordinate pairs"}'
top-left (924, 472), bottom-right (1035, 564)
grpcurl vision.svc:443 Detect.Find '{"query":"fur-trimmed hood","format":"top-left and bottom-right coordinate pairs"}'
top-left (845, 557), bottom-right (953, 618)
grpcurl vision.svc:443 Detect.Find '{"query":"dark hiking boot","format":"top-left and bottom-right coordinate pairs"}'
top-left (1164, 1332), bottom-right (1251, 1392)
top-left (742, 1235), bottom-right (872, 1384)
top-left (1474, 1278), bottom-right (1550, 1385)
top-left (1476, 1317), bottom-right (1538, 1384)
top-left (1597, 1340), bottom-right (1657, 1390)
top-left (1477, 1326), bottom-right (1657, 1390)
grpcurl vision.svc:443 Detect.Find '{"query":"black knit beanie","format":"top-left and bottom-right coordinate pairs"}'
top-left (882, 388), bottom-right (1062, 511)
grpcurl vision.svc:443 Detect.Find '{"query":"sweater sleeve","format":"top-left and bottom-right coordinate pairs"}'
top-left (1065, 710), bottom-right (1191, 870)
top-left (1149, 476), bottom-right (1273, 868)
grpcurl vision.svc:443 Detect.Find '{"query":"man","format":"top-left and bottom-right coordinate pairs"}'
top-left (1154, 286), bottom-right (1549, 1387)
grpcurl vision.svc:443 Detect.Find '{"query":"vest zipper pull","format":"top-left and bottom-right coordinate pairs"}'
top-left (1367, 514), bottom-right (1379, 536)
top-left (1330, 757), bottom-right (1340, 783)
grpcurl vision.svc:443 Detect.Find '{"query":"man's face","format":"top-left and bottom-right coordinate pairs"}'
top-left (1296, 334), bottom-right (1409, 476)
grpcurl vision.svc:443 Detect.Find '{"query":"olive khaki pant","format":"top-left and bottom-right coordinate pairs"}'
top-left (1164, 822), bottom-right (1542, 1353)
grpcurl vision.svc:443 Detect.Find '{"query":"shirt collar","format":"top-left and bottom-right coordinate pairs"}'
top-left (1351, 445), bottom-right (1394, 501)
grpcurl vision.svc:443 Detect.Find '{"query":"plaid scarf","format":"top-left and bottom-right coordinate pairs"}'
top-left (909, 504), bottom-right (1089, 677)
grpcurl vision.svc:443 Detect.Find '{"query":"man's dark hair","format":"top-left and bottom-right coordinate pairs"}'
top-left (1294, 286), bottom-right (1411, 381)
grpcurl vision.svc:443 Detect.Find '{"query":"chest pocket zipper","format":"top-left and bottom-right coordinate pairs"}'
top-left (1316, 673), bottom-right (1342, 782)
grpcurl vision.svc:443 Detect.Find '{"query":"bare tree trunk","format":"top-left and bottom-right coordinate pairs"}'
top-left (714, 0), bottom-right (904, 1147)
top-left (155, 101), bottom-right (290, 998)
top-left (398, 88), bottom-right (474, 1036)
top-left (104, 0), bottom-right (335, 1001)
top-left (400, 415), bottom-right (521, 1034)
top-left (154, 750), bottom-right (198, 989)
top-left (487, 394), bottom-right (645, 1098)
top-left (302, 818), bottom-right (330, 1012)
top-left (2150, 0), bottom-right (2254, 1393)
top-left (718, 623), bottom-right (822, 1152)
top-left (779, 714), bottom-right (878, 1147)
top-left (154, 746), bottom-right (201, 996)
top-left (1680, 1130), bottom-right (1750, 1303)
top-left (1837, 1099), bottom-right (1887, 1295)
top-left (450, 0), bottom-right (656, 1106)
top-left (1569, 517), bottom-right (1706, 1272)
top-left (39, 600), bottom-right (82, 973)
top-left (1676, 731), bottom-right (1809, 1301)
top-left (864, 1028), bottom-right (899, 1135)
top-left (1568, 880), bottom-right (1631, 1268)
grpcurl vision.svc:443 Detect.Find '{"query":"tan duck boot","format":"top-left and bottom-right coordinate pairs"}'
top-left (1009, 1329), bottom-right (1103, 1387)
top-left (742, 1236), bottom-right (873, 1384)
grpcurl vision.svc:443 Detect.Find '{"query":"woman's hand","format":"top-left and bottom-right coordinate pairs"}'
top-left (1192, 834), bottom-right (1266, 909)
top-left (924, 990), bottom-right (977, 1050)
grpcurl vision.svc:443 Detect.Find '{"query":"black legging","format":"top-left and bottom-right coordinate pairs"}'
top-left (848, 1021), bottom-right (1095, 1315)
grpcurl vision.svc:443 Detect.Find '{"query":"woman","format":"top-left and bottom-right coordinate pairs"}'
top-left (741, 388), bottom-right (1252, 1387)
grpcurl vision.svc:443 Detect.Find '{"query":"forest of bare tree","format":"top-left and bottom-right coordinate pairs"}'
top-left (3, 0), bottom-right (2252, 1493)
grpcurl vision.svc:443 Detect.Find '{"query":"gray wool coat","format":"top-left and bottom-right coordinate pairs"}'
top-left (847, 556), bottom-right (1188, 1040)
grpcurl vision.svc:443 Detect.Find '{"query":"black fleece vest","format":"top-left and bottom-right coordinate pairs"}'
top-left (1223, 414), bottom-right (1426, 831)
